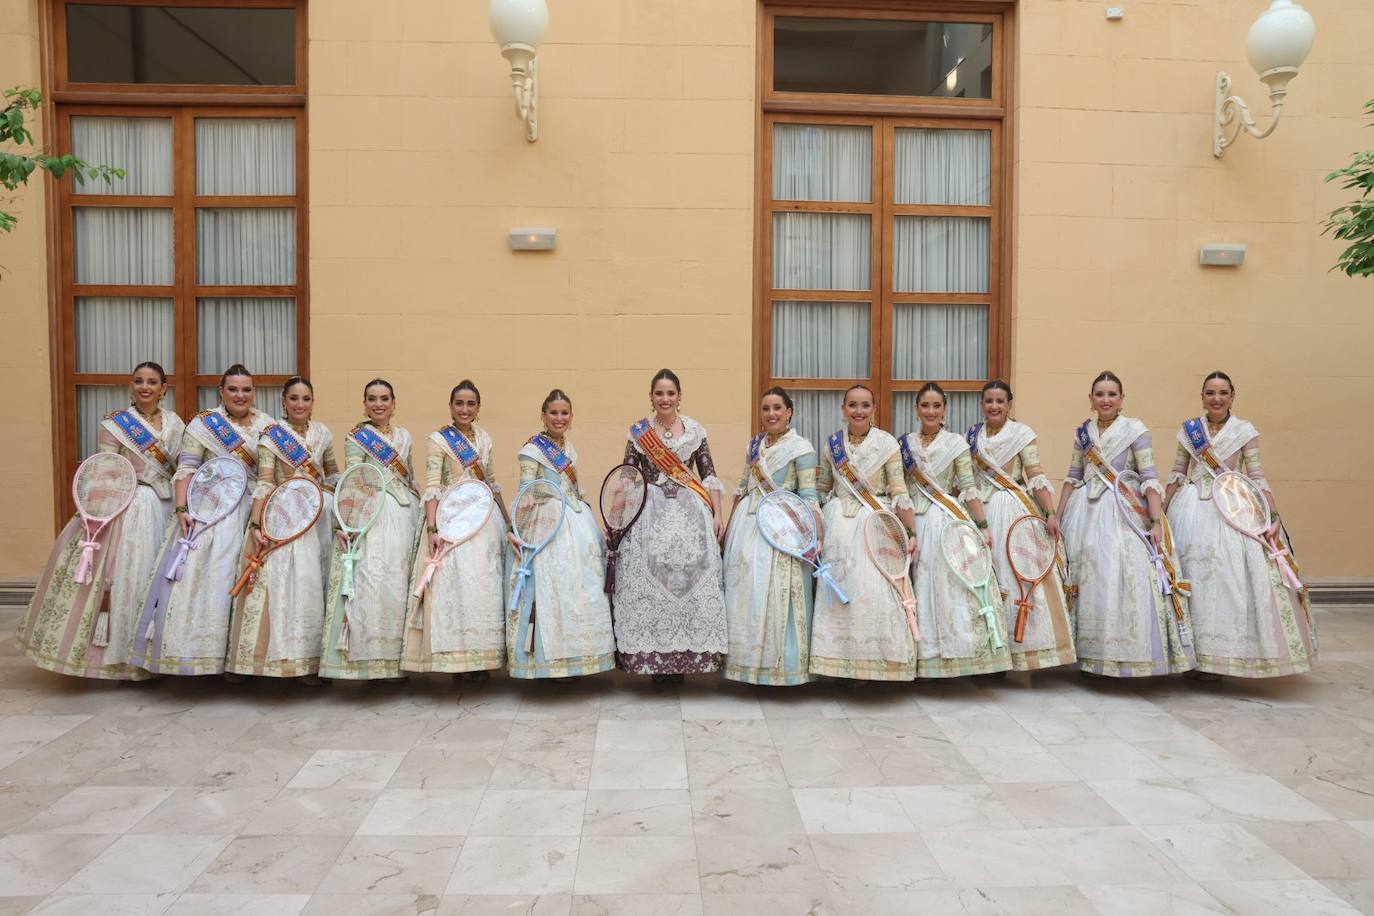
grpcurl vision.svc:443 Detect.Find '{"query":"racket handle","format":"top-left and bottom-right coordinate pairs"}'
top-left (1013, 603), bottom-right (1029, 644)
top-left (413, 555), bottom-right (440, 599)
top-left (340, 551), bottom-right (357, 598)
top-left (74, 538), bottom-right (101, 585)
top-left (903, 599), bottom-right (920, 642)
top-left (980, 605), bottom-right (1005, 651)
top-left (603, 549), bottom-right (618, 596)
top-left (229, 556), bottom-right (262, 598)
top-left (813, 564), bottom-right (849, 605)
top-left (510, 564), bottom-right (533, 612)
top-left (167, 536), bottom-right (195, 581)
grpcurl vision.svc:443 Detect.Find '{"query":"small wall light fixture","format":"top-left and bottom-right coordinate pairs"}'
top-left (489, 0), bottom-right (548, 143)
top-left (509, 227), bottom-right (556, 251)
top-left (1214, 0), bottom-right (1315, 158)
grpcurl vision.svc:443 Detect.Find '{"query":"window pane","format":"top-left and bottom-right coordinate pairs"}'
top-left (771, 301), bottom-right (870, 379)
top-left (70, 117), bottom-right (173, 196)
top-left (196, 208), bottom-right (296, 285)
top-left (789, 389), bottom-right (844, 452)
top-left (198, 385), bottom-right (279, 416)
top-left (196, 119), bottom-right (296, 196)
top-left (774, 17), bottom-right (993, 99)
top-left (76, 385), bottom-right (126, 458)
top-left (772, 124), bottom-right (871, 202)
top-left (66, 5), bottom-right (296, 86)
top-left (197, 297), bottom-right (296, 376)
top-left (892, 303), bottom-right (988, 381)
top-left (892, 391), bottom-right (980, 441)
top-left (772, 212), bottom-right (870, 291)
top-left (74, 207), bottom-right (174, 285)
top-left (75, 297), bottom-right (175, 373)
top-left (894, 129), bottom-right (990, 205)
top-left (893, 216), bottom-right (988, 294)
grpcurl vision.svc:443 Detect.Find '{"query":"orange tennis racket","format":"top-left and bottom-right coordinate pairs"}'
top-left (230, 477), bottom-right (324, 598)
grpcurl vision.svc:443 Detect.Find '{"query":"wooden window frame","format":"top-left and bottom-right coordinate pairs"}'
top-left (754, 1), bottom-right (1014, 432)
top-left (45, 0), bottom-right (308, 526)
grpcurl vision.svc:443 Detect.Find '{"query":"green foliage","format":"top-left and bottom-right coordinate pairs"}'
top-left (1, 87), bottom-right (124, 233)
top-left (1323, 98), bottom-right (1374, 278)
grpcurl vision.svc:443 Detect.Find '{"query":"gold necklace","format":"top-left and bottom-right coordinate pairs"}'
top-left (920, 429), bottom-right (939, 447)
top-left (764, 431), bottom-right (783, 447)
top-left (847, 428), bottom-right (868, 445)
top-left (289, 420), bottom-right (310, 435)
top-left (657, 415), bottom-right (678, 440)
top-left (133, 405), bottom-right (159, 424)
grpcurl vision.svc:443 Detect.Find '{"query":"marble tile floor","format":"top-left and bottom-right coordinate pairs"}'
top-left (2, 605), bottom-right (1373, 915)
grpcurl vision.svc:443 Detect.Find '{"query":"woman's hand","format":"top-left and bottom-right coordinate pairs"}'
top-left (252, 528), bottom-right (268, 549)
top-left (982, 529), bottom-right (993, 550)
top-left (1047, 514), bottom-right (1061, 539)
top-left (713, 512), bottom-right (725, 541)
top-left (1148, 521), bottom-right (1163, 552)
top-left (506, 532), bottom-right (521, 552)
top-left (335, 530), bottom-right (347, 549)
top-left (179, 511), bottom-right (193, 536)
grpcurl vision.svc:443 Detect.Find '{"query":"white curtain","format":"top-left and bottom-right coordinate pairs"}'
top-left (894, 129), bottom-right (990, 205)
top-left (772, 212), bottom-right (870, 291)
top-left (893, 216), bottom-right (988, 294)
top-left (75, 297), bottom-right (175, 373)
top-left (74, 207), bottom-right (174, 285)
top-left (71, 117), bottom-right (173, 196)
top-left (196, 208), bottom-right (296, 285)
top-left (771, 301), bottom-right (869, 379)
top-left (198, 386), bottom-right (281, 416)
top-left (892, 303), bottom-right (987, 380)
top-left (77, 385), bottom-right (178, 457)
top-left (196, 118), bottom-right (296, 195)
top-left (789, 389), bottom-right (844, 454)
top-left (197, 297), bottom-right (296, 376)
top-left (772, 124), bottom-right (871, 202)
top-left (892, 391), bottom-right (980, 441)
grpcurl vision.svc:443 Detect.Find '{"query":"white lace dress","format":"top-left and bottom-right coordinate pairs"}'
top-left (613, 416), bottom-right (729, 675)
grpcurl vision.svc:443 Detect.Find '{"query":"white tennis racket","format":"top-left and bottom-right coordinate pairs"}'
top-left (510, 478), bottom-right (568, 652)
top-left (756, 489), bottom-right (847, 604)
top-left (412, 478), bottom-right (496, 601)
top-left (230, 477), bottom-right (324, 598)
top-left (333, 463), bottom-right (389, 598)
top-left (940, 519), bottom-right (1005, 651)
top-left (70, 452), bottom-right (138, 585)
top-left (863, 509), bottom-right (917, 641)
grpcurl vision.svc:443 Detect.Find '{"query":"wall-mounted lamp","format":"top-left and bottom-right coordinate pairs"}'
top-left (1214, 0), bottom-right (1315, 158)
top-left (489, 0), bottom-right (548, 143)
top-left (509, 227), bottom-right (556, 251)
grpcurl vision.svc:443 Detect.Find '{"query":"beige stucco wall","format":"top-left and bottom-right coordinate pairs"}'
top-left (0, 0), bottom-right (56, 577)
top-left (1, 0), bottom-right (1370, 578)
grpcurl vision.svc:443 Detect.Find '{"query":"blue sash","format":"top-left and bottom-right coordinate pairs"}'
top-left (826, 431), bottom-right (882, 511)
top-left (1182, 417), bottom-right (1209, 455)
top-left (529, 433), bottom-right (576, 483)
top-left (966, 422), bottom-right (983, 457)
top-left (110, 409), bottom-right (173, 473)
top-left (265, 423), bottom-right (311, 469)
top-left (199, 410), bottom-right (256, 467)
top-left (440, 425), bottom-right (481, 468)
top-left (1074, 421), bottom-right (1093, 454)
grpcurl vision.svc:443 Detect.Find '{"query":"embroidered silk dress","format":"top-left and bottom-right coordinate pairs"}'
top-left (1062, 416), bottom-right (1195, 677)
top-left (319, 425), bottom-right (422, 679)
top-left (809, 429), bottom-right (918, 681)
top-left (21, 407), bottom-right (185, 680)
top-left (225, 420), bottom-right (338, 677)
top-left (507, 438), bottom-right (616, 679)
top-left (130, 406), bottom-right (270, 675)
top-left (722, 430), bottom-right (819, 686)
top-left (402, 425), bottom-right (506, 674)
top-left (905, 430), bottom-right (1013, 678)
top-left (613, 416), bottom-right (729, 675)
top-left (1166, 416), bottom-right (1316, 676)
top-left (967, 421), bottom-right (1076, 671)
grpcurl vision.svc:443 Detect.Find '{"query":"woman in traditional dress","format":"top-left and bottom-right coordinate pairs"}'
top-left (722, 387), bottom-right (819, 686)
top-left (507, 389), bottom-right (616, 679)
top-left (1056, 370), bottom-right (1194, 677)
top-left (404, 380), bottom-right (508, 680)
top-left (319, 379), bottom-right (422, 681)
top-left (21, 362), bottom-right (185, 679)
top-left (130, 364), bottom-right (270, 676)
top-left (809, 384), bottom-right (919, 682)
top-left (903, 383), bottom-right (1012, 678)
top-left (225, 377), bottom-right (338, 681)
top-left (1165, 371), bottom-right (1316, 678)
top-left (613, 369), bottom-right (728, 685)
top-left (967, 380), bottom-right (1075, 671)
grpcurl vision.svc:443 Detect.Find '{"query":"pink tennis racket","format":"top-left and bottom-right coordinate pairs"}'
top-left (70, 453), bottom-right (138, 585)
top-left (863, 509), bottom-right (918, 641)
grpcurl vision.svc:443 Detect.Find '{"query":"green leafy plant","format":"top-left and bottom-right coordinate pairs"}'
top-left (1, 87), bottom-right (124, 233)
top-left (1323, 98), bottom-right (1374, 278)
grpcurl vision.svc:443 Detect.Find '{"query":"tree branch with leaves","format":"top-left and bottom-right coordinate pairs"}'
top-left (1323, 98), bottom-right (1374, 279)
top-left (1, 87), bottom-right (124, 233)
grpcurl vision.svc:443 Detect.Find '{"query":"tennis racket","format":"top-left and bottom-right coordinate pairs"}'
top-left (412, 478), bottom-right (496, 601)
top-left (756, 489), bottom-right (847, 604)
top-left (70, 453), bottom-right (138, 585)
top-left (1209, 469), bottom-right (1304, 593)
top-left (166, 456), bottom-right (250, 582)
top-left (509, 478), bottom-right (568, 652)
top-left (333, 463), bottom-right (389, 598)
top-left (1113, 469), bottom-right (1192, 647)
top-left (1006, 515), bottom-right (1059, 643)
top-left (863, 509), bottom-right (918, 641)
top-left (230, 477), bottom-right (324, 598)
top-left (940, 519), bottom-right (1005, 651)
top-left (599, 463), bottom-right (647, 595)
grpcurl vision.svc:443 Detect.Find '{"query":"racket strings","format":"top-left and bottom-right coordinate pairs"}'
top-left (436, 486), bottom-right (493, 540)
top-left (864, 515), bottom-right (908, 577)
top-left (600, 467), bottom-right (646, 529)
top-left (334, 466), bottom-right (388, 531)
top-left (1007, 525), bottom-right (1057, 580)
top-left (187, 459), bottom-right (249, 523)
top-left (1215, 474), bottom-right (1268, 532)
top-left (942, 528), bottom-right (990, 583)
top-left (513, 482), bottom-right (563, 545)
top-left (262, 481), bottom-right (322, 540)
